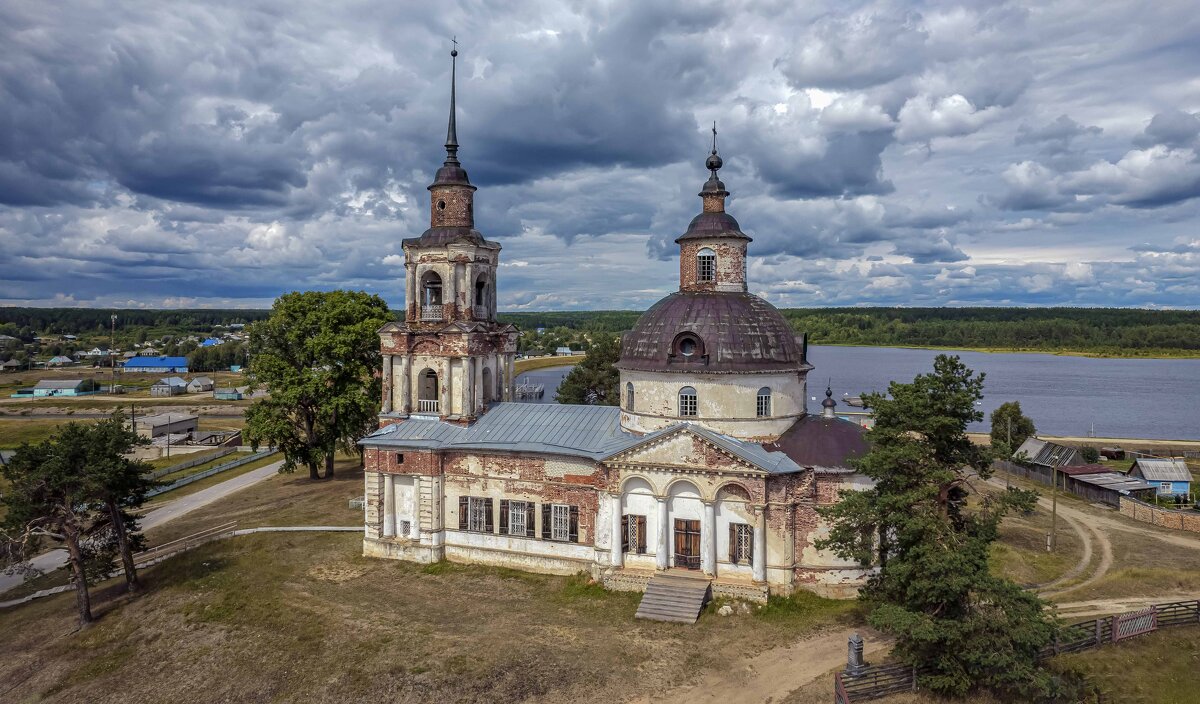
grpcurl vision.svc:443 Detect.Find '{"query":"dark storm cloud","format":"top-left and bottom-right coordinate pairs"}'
top-left (1, 0), bottom-right (1200, 309)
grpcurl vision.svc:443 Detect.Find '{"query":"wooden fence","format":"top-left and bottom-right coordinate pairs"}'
top-left (834, 600), bottom-right (1200, 702)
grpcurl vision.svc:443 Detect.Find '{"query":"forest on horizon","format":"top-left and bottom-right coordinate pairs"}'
top-left (2, 305), bottom-right (1199, 357)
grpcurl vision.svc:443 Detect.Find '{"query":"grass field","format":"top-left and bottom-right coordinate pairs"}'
top-left (0, 461), bottom-right (863, 703)
top-left (0, 417), bottom-right (100, 448)
top-left (513, 354), bottom-right (583, 375)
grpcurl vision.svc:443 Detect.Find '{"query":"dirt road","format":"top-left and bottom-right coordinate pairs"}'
top-left (632, 628), bottom-right (890, 704)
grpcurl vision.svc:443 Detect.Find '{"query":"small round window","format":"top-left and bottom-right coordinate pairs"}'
top-left (679, 338), bottom-right (697, 356)
top-left (437, 200), bottom-right (447, 211)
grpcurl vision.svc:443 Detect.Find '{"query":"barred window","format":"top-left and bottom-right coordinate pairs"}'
top-left (551, 504), bottom-right (570, 541)
top-left (729, 523), bottom-right (753, 564)
top-left (697, 248), bottom-right (716, 282)
top-left (622, 514), bottom-right (647, 554)
top-left (509, 501), bottom-right (527, 535)
top-left (458, 496), bottom-right (493, 533)
top-left (679, 386), bottom-right (697, 417)
top-left (398, 519), bottom-right (411, 536)
top-left (469, 497), bottom-right (489, 532)
top-left (626, 382), bottom-right (635, 411)
top-left (756, 387), bottom-right (771, 417)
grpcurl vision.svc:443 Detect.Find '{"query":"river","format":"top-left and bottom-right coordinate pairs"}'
top-left (515, 345), bottom-right (1200, 441)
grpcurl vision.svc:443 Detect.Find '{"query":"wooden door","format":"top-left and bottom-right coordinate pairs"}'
top-left (674, 519), bottom-right (701, 570)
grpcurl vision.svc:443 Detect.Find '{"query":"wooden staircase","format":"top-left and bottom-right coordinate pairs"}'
top-left (635, 573), bottom-right (712, 624)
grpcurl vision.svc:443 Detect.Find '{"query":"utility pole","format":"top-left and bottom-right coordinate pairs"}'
top-left (1006, 417), bottom-right (1012, 489)
top-left (1049, 464), bottom-right (1058, 552)
top-left (110, 314), bottom-right (117, 393)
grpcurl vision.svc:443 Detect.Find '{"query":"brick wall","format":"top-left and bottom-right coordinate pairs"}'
top-left (678, 239), bottom-right (747, 292)
top-left (429, 185), bottom-right (474, 228)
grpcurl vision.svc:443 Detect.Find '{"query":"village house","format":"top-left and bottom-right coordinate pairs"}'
top-left (1130, 458), bottom-right (1193, 497)
top-left (46, 355), bottom-right (76, 367)
top-left (150, 376), bottom-right (188, 397)
top-left (187, 376), bottom-right (215, 393)
top-left (358, 53), bottom-right (871, 616)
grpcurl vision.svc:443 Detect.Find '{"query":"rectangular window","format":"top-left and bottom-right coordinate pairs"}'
top-left (728, 523), bottom-right (753, 564)
top-left (1161, 482), bottom-right (1172, 492)
top-left (398, 519), bottom-right (411, 536)
top-left (756, 394), bottom-right (771, 418)
top-left (459, 496), bottom-right (494, 533)
top-left (551, 504), bottom-right (570, 541)
top-left (506, 501), bottom-right (525, 534)
top-left (680, 393), bottom-right (697, 417)
top-left (698, 253), bottom-right (715, 282)
top-left (395, 452), bottom-right (404, 464)
top-left (622, 514), bottom-right (647, 554)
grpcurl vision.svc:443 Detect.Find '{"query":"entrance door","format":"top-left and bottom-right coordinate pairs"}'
top-left (673, 519), bottom-right (701, 570)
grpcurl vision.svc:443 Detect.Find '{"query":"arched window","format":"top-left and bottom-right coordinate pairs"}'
top-left (420, 271), bottom-right (444, 321)
top-left (417, 369), bottom-right (439, 413)
top-left (678, 386), bottom-right (697, 417)
top-left (626, 382), bottom-right (635, 411)
top-left (756, 387), bottom-right (771, 417)
top-left (697, 247), bottom-right (716, 282)
top-left (474, 276), bottom-right (487, 306)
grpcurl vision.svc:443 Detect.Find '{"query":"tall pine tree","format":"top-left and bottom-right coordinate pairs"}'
top-left (555, 333), bottom-right (620, 405)
top-left (818, 355), bottom-right (1056, 698)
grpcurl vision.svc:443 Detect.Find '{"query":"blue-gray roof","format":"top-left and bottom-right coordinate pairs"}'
top-left (123, 356), bottom-right (188, 368)
top-left (361, 402), bottom-right (809, 473)
top-left (1132, 458), bottom-right (1193, 482)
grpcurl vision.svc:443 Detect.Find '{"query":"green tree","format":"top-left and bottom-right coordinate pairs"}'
top-left (1, 432), bottom-right (111, 625)
top-left (817, 355), bottom-right (1056, 698)
top-left (990, 401), bottom-right (1037, 457)
top-left (1079, 445), bottom-right (1100, 463)
top-left (555, 333), bottom-right (620, 405)
top-left (243, 290), bottom-right (390, 480)
top-left (85, 412), bottom-right (154, 592)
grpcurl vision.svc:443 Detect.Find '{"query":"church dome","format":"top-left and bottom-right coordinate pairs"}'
top-left (617, 291), bottom-right (806, 374)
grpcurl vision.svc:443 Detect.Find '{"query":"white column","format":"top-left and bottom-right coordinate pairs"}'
top-left (610, 493), bottom-right (623, 568)
top-left (398, 356), bottom-right (410, 414)
top-left (381, 354), bottom-right (393, 414)
top-left (383, 474), bottom-right (396, 538)
top-left (506, 353), bottom-right (516, 400)
top-left (656, 497), bottom-right (669, 570)
top-left (448, 263), bottom-right (459, 318)
top-left (409, 480), bottom-right (421, 539)
top-left (405, 263), bottom-right (416, 320)
top-left (701, 500), bottom-right (716, 576)
top-left (461, 357), bottom-right (473, 417)
top-left (753, 505), bottom-right (767, 583)
top-left (475, 356), bottom-right (485, 409)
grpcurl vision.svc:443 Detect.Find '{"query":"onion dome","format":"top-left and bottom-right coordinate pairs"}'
top-left (676, 122), bottom-right (749, 244)
top-left (616, 291), bottom-right (808, 374)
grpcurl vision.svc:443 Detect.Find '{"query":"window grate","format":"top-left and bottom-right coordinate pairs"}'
top-left (551, 504), bottom-right (570, 541)
top-left (734, 523), bottom-right (753, 564)
top-left (468, 497), bottom-right (489, 532)
top-left (679, 389), bottom-right (697, 417)
top-left (757, 392), bottom-right (771, 418)
top-left (398, 519), bottom-right (411, 536)
top-left (697, 250), bottom-right (716, 282)
top-left (509, 501), bottom-right (527, 535)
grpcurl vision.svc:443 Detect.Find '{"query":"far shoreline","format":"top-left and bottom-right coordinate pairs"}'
top-left (810, 342), bottom-right (1200, 360)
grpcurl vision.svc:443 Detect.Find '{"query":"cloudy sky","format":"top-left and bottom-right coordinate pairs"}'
top-left (2, 1), bottom-right (1199, 311)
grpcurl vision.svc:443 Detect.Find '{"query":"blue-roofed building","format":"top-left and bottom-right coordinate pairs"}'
top-left (356, 75), bottom-right (869, 611)
top-left (200, 337), bottom-right (223, 347)
top-left (121, 356), bottom-right (189, 373)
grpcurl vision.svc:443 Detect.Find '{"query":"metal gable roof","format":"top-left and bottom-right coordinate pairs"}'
top-left (34, 379), bottom-right (85, 389)
top-left (1132, 458), bottom-right (1193, 482)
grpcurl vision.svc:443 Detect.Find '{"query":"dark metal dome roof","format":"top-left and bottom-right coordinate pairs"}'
top-left (617, 291), bottom-right (807, 373)
top-left (430, 164), bottom-right (474, 188)
top-left (675, 211), bottom-right (751, 243)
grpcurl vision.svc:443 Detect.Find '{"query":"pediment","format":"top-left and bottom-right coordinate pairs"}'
top-left (604, 426), bottom-right (764, 474)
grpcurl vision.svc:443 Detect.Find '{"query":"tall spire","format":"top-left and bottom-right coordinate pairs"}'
top-left (700, 121), bottom-right (729, 212)
top-left (444, 40), bottom-right (460, 166)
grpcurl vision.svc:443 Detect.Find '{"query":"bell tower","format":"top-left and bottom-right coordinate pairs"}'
top-left (677, 124), bottom-right (750, 293)
top-left (377, 46), bottom-right (518, 425)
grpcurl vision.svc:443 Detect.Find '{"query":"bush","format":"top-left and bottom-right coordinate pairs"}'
top-left (1079, 446), bottom-right (1100, 463)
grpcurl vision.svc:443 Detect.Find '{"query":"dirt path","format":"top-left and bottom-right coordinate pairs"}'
top-left (1054, 593), bottom-right (1200, 619)
top-left (630, 628), bottom-right (891, 704)
top-left (1035, 510), bottom-right (1093, 593)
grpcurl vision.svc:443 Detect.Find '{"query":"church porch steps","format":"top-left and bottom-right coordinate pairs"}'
top-left (634, 573), bottom-right (712, 624)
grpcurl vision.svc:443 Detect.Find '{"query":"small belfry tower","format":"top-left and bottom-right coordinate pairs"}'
top-left (377, 46), bottom-right (519, 425)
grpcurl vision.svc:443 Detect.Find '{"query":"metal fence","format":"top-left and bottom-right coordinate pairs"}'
top-left (148, 448), bottom-right (236, 479)
top-left (834, 600), bottom-right (1200, 702)
top-left (145, 448), bottom-right (277, 498)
